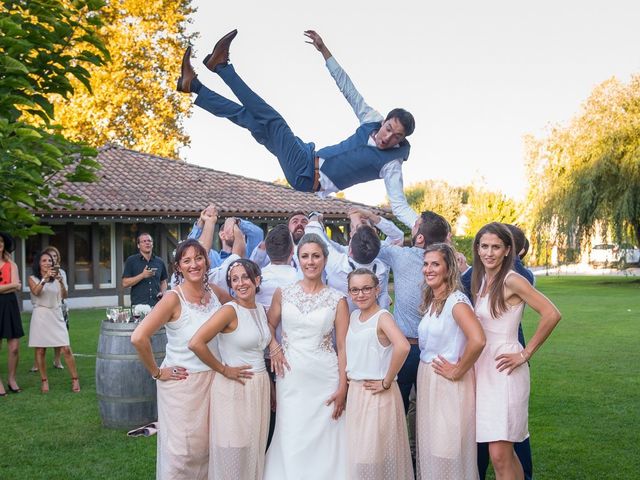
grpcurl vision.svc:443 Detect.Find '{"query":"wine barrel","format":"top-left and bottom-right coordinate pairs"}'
top-left (96, 321), bottom-right (167, 429)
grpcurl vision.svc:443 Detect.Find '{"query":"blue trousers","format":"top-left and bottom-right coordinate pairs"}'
top-left (397, 344), bottom-right (421, 412)
top-left (194, 64), bottom-right (316, 191)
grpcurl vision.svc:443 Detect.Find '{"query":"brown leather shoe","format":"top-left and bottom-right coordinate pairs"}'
top-left (203, 29), bottom-right (238, 72)
top-left (176, 46), bottom-right (196, 93)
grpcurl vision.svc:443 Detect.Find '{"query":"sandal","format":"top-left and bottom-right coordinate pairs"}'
top-left (41, 378), bottom-right (49, 394)
top-left (71, 377), bottom-right (81, 393)
top-left (53, 362), bottom-right (64, 370)
top-left (8, 383), bottom-right (22, 393)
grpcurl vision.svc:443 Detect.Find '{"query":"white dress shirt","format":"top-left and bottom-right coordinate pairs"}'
top-left (317, 57), bottom-right (419, 230)
top-left (305, 221), bottom-right (391, 312)
top-left (255, 263), bottom-right (298, 311)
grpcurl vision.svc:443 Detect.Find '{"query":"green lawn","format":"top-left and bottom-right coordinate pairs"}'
top-left (1, 276), bottom-right (638, 479)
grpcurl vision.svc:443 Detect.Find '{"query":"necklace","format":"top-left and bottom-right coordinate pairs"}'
top-left (182, 285), bottom-right (208, 305)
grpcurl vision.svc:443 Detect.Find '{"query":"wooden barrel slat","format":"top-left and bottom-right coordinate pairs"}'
top-left (96, 321), bottom-right (167, 430)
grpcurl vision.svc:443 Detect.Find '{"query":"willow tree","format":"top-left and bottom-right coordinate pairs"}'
top-left (525, 76), bottom-right (640, 249)
top-left (52, 0), bottom-right (195, 158)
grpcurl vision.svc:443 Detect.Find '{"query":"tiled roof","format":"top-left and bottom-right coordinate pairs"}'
top-left (46, 144), bottom-right (390, 219)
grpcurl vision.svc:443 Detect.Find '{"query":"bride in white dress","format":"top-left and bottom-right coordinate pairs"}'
top-left (264, 233), bottom-right (349, 480)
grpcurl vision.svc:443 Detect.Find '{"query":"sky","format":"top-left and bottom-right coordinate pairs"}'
top-left (180, 0), bottom-right (640, 207)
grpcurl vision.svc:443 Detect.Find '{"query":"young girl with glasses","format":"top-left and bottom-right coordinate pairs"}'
top-left (344, 267), bottom-right (414, 479)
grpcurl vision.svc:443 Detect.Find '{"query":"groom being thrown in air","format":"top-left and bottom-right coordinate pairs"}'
top-left (177, 29), bottom-right (417, 229)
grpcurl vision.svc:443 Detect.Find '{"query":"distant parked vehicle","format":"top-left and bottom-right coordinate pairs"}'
top-left (617, 243), bottom-right (640, 268)
top-left (589, 243), bottom-right (640, 268)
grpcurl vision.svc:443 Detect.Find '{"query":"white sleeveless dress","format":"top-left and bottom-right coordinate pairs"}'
top-left (264, 283), bottom-right (347, 480)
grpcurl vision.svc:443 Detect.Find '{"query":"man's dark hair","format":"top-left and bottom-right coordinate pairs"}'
top-left (418, 211), bottom-right (450, 247)
top-left (350, 225), bottom-right (381, 264)
top-left (265, 224), bottom-right (293, 263)
top-left (504, 224), bottom-right (529, 259)
top-left (287, 211), bottom-right (307, 223)
top-left (385, 108), bottom-right (415, 136)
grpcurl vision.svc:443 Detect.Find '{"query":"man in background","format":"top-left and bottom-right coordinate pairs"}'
top-left (122, 233), bottom-right (168, 307)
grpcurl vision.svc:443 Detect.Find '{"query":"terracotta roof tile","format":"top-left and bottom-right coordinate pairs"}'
top-left (46, 145), bottom-right (390, 219)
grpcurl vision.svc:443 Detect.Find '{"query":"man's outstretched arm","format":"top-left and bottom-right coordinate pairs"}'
top-left (304, 30), bottom-right (381, 124)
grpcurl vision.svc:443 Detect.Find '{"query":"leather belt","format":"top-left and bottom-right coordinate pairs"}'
top-left (312, 156), bottom-right (321, 192)
top-left (406, 337), bottom-right (419, 345)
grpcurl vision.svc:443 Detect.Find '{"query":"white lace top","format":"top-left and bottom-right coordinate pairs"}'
top-left (280, 283), bottom-right (344, 355)
top-left (418, 290), bottom-right (473, 364)
top-left (162, 286), bottom-right (222, 373)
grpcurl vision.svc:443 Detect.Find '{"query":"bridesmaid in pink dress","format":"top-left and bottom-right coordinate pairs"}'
top-left (471, 223), bottom-right (561, 480)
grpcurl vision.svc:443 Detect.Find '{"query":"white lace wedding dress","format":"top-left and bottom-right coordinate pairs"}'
top-left (263, 283), bottom-right (347, 479)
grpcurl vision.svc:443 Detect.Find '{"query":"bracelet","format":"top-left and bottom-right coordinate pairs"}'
top-left (152, 368), bottom-right (162, 380)
top-left (269, 344), bottom-right (282, 357)
top-left (520, 351), bottom-right (529, 362)
top-left (381, 379), bottom-right (390, 390)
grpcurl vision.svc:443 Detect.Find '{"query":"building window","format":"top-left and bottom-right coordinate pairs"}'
top-left (74, 225), bottom-right (92, 288)
top-left (99, 224), bottom-right (115, 287)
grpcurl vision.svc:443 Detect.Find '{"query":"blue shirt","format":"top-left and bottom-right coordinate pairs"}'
top-left (188, 219), bottom-right (264, 266)
top-left (377, 244), bottom-right (425, 338)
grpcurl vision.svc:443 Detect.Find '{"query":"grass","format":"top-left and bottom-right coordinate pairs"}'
top-left (1, 276), bottom-right (639, 479)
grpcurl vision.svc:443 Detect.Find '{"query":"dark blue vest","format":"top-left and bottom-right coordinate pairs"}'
top-left (317, 122), bottom-right (410, 190)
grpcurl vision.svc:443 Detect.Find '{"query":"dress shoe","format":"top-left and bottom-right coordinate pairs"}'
top-left (203, 29), bottom-right (238, 72)
top-left (176, 46), bottom-right (197, 93)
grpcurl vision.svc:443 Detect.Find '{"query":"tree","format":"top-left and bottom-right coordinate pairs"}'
top-left (51, 0), bottom-right (195, 158)
top-left (0, 0), bottom-right (108, 237)
top-left (391, 179), bottom-right (464, 227)
top-left (525, 75), bottom-right (640, 248)
top-left (464, 186), bottom-right (519, 237)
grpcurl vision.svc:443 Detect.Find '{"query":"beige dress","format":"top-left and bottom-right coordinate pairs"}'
top-left (475, 273), bottom-right (530, 443)
top-left (28, 277), bottom-right (69, 347)
top-left (416, 291), bottom-right (478, 480)
top-left (209, 302), bottom-right (271, 480)
top-left (345, 308), bottom-right (414, 479)
top-left (155, 287), bottom-right (221, 480)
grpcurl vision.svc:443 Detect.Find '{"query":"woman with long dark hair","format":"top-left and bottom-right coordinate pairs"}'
top-left (471, 223), bottom-right (561, 480)
top-left (28, 251), bottom-right (79, 393)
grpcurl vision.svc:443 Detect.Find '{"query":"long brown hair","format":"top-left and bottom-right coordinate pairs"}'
top-left (420, 243), bottom-right (462, 316)
top-left (470, 222), bottom-right (515, 318)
